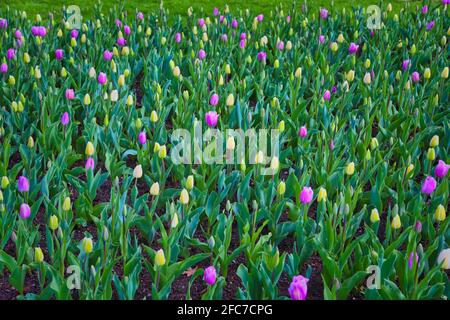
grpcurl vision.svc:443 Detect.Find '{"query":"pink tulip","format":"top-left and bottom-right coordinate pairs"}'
top-left (0, 18), bottom-right (7, 29)
top-left (71, 29), bottom-right (78, 39)
top-left (323, 90), bottom-right (331, 101)
top-left (137, 12), bottom-right (144, 20)
top-left (210, 93), bottom-right (219, 106)
top-left (138, 131), bottom-right (147, 145)
top-left (411, 71), bottom-right (420, 83)
top-left (232, 19), bottom-right (238, 28)
top-left (298, 126), bottom-right (307, 138)
top-left (7, 48), bottom-right (15, 60)
top-left (288, 275), bottom-right (308, 300)
top-left (175, 33), bottom-right (181, 43)
top-left (61, 112), bottom-right (69, 126)
top-left (65, 89), bottom-right (75, 100)
top-left (198, 18), bottom-right (205, 28)
top-left (19, 203), bottom-right (31, 219)
top-left (299, 187), bottom-right (314, 204)
top-left (257, 51), bottom-right (267, 62)
top-left (17, 176), bottom-right (30, 193)
top-left (205, 111), bottom-right (219, 127)
top-left (103, 50), bottom-right (113, 60)
top-left (402, 60), bottom-right (410, 71)
top-left (0, 63), bottom-right (8, 73)
top-left (213, 8), bottom-right (219, 16)
top-left (320, 8), bottom-right (329, 19)
top-left (55, 49), bottom-right (64, 60)
top-left (408, 252), bottom-right (419, 270)
top-left (124, 25), bottom-right (131, 35)
top-left (203, 266), bottom-right (217, 285)
top-left (421, 176), bottom-right (437, 194)
top-left (198, 49), bottom-right (206, 60)
top-left (435, 160), bottom-right (449, 178)
top-left (117, 37), bottom-right (126, 46)
top-left (98, 72), bottom-right (107, 85)
top-left (257, 14), bottom-right (264, 22)
top-left (85, 157), bottom-right (95, 170)
top-left (349, 42), bottom-right (359, 55)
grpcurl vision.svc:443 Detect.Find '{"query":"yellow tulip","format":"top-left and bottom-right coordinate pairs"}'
top-left (277, 181), bottom-right (286, 195)
top-left (85, 141), bottom-right (95, 156)
top-left (180, 188), bottom-right (189, 205)
top-left (150, 110), bottom-right (158, 123)
top-left (155, 249), bottom-right (166, 266)
top-left (427, 148), bottom-right (435, 161)
top-left (63, 197), bottom-right (71, 211)
top-left (226, 94), bottom-right (235, 107)
top-left (435, 205), bottom-right (446, 222)
top-left (133, 165), bottom-right (143, 179)
top-left (158, 145), bottom-right (167, 159)
top-left (430, 135), bottom-right (439, 147)
top-left (49, 215), bottom-right (59, 231)
top-left (82, 237), bottom-right (93, 254)
top-left (150, 182), bottom-right (160, 196)
top-left (1, 176), bottom-right (9, 189)
top-left (317, 187), bottom-right (327, 202)
top-left (345, 162), bottom-right (355, 175)
top-left (370, 209), bottom-right (380, 223)
top-left (391, 215), bottom-right (401, 229)
top-left (186, 175), bottom-right (194, 190)
top-left (35, 247), bottom-right (44, 263)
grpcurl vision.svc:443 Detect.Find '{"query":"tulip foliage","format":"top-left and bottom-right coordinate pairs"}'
top-left (0, 1), bottom-right (449, 300)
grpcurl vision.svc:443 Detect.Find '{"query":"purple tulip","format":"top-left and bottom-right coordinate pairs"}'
top-left (103, 50), bottom-right (113, 61)
top-left (408, 252), bottom-right (419, 270)
top-left (299, 187), bottom-right (314, 204)
top-left (17, 176), bottom-right (30, 193)
top-left (19, 203), bottom-right (31, 219)
top-left (422, 5), bottom-right (428, 14)
top-left (298, 126), bottom-right (307, 138)
top-left (38, 26), bottom-right (46, 37)
top-left (213, 8), bottom-right (219, 16)
top-left (61, 112), bottom-right (69, 126)
top-left (137, 12), bottom-right (144, 20)
top-left (286, 15), bottom-right (291, 23)
top-left (71, 29), bottom-right (79, 39)
top-left (443, 0), bottom-right (450, 5)
top-left (6, 48), bottom-right (15, 61)
top-left (175, 33), bottom-right (181, 43)
top-left (240, 33), bottom-right (246, 40)
top-left (65, 89), bottom-right (75, 100)
top-left (15, 29), bottom-right (22, 39)
top-left (0, 63), bottom-right (8, 73)
top-left (219, 15), bottom-right (225, 24)
top-left (85, 157), bottom-right (95, 170)
top-left (402, 60), bottom-right (410, 71)
top-left (426, 21), bottom-right (435, 30)
top-left (115, 19), bottom-right (122, 27)
top-left (415, 220), bottom-right (422, 233)
top-left (55, 49), bottom-right (64, 60)
top-left (349, 42), bottom-right (359, 54)
top-left (220, 34), bottom-right (228, 42)
top-left (124, 25), bottom-right (131, 35)
top-left (277, 41), bottom-right (285, 50)
top-left (138, 131), bottom-right (147, 145)
top-left (411, 71), bottom-right (420, 83)
top-left (257, 51), bottom-right (267, 62)
top-left (257, 14), bottom-right (264, 22)
top-left (97, 72), bottom-right (107, 85)
top-left (117, 37), bottom-right (126, 46)
top-left (198, 49), bottom-right (206, 60)
top-left (0, 18), bottom-right (7, 29)
top-left (318, 35), bottom-right (325, 44)
top-left (329, 140), bottom-right (335, 151)
top-left (323, 90), bottom-right (331, 101)
top-left (288, 275), bottom-right (308, 300)
top-left (31, 26), bottom-right (39, 36)
top-left (203, 266), bottom-right (217, 285)
top-left (205, 111), bottom-right (219, 127)
top-left (421, 176), bottom-right (437, 194)
top-left (435, 160), bottom-right (450, 178)
top-left (232, 19), bottom-right (238, 29)
top-left (332, 86), bottom-right (337, 94)
top-left (239, 39), bottom-right (246, 49)
top-left (198, 18), bottom-right (205, 28)
top-left (209, 94), bottom-right (219, 106)
top-left (320, 8), bottom-right (329, 19)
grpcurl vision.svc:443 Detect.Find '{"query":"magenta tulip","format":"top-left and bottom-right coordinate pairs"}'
top-left (61, 112), bottom-right (69, 126)
top-left (299, 187), bottom-right (314, 204)
top-left (203, 266), bottom-right (217, 285)
top-left (19, 203), bottom-right (31, 219)
top-left (435, 160), bottom-right (449, 178)
top-left (288, 275), bottom-right (308, 300)
top-left (17, 176), bottom-right (30, 192)
top-left (421, 176), bottom-right (437, 194)
top-left (298, 126), bottom-right (307, 138)
top-left (85, 157), bottom-right (95, 170)
top-left (55, 49), bottom-right (64, 60)
top-left (138, 131), bottom-right (147, 145)
top-left (65, 89), bottom-right (75, 100)
top-left (210, 93), bottom-right (219, 106)
top-left (205, 111), bottom-right (219, 127)
top-left (98, 72), bottom-right (107, 85)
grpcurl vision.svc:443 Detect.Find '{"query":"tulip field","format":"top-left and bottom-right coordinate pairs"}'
top-left (0, 1), bottom-right (449, 301)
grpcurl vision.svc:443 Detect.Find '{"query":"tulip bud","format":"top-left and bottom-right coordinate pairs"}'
top-left (186, 175), bottom-right (194, 190)
top-left (391, 214), bottom-right (401, 229)
top-left (133, 165), bottom-right (143, 179)
top-left (155, 249), bottom-right (166, 266)
top-left (180, 188), bottom-right (189, 204)
top-left (1, 176), bottom-right (9, 189)
top-left (226, 94), bottom-right (235, 107)
top-left (34, 247), bottom-right (44, 263)
top-left (62, 196), bottom-right (71, 211)
top-left (150, 110), bottom-right (158, 123)
top-left (277, 181), bottom-right (286, 195)
top-left (427, 148), bottom-right (435, 161)
top-left (441, 67), bottom-right (449, 79)
top-left (345, 162), bottom-right (355, 175)
top-left (49, 215), bottom-right (59, 231)
top-left (370, 208), bottom-right (380, 223)
top-left (85, 141), bottom-right (95, 156)
top-left (317, 187), bottom-right (327, 202)
top-left (150, 182), bottom-right (160, 196)
top-left (82, 237), bottom-right (93, 254)
top-left (158, 145), bottom-right (167, 159)
top-left (435, 205), bottom-right (446, 222)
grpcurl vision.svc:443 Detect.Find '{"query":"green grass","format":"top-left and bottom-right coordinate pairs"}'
top-left (0, 0), bottom-right (431, 21)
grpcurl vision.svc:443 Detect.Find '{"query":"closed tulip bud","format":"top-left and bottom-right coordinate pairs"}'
top-left (365, 149), bottom-right (371, 161)
top-left (364, 59), bottom-right (371, 69)
top-left (1, 176), bottom-right (9, 189)
top-left (370, 137), bottom-right (379, 150)
top-left (295, 67), bottom-right (302, 78)
top-left (435, 205), bottom-right (446, 222)
top-left (430, 135), bottom-right (439, 147)
top-left (155, 249), bottom-right (166, 266)
top-left (49, 215), bottom-right (59, 230)
top-left (34, 247), bottom-right (44, 263)
top-left (84, 94), bottom-right (91, 105)
top-left (317, 187), bottom-right (327, 202)
top-left (410, 44), bottom-right (416, 55)
top-left (346, 70), bottom-right (355, 82)
top-left (278, 120), bottom-right (285, 132)
top-left (370, 208), bottom-right (380, 223)
top-left (274, 59), bottom-right (280, 69)
top-left (337, 33), bottom-right (344, 43)
top-left (271, 97), bottom-right (279, 107)
top-left (9, 75), bottom-right (16, 85)
top-left (62, 196), bottom-right (71, 211)
top-left (118, 74), bottom-right (125, 87)
top-left (330, 42), bottom-right (338, 52)
top-left (441, 67), bottom-right (449, 79)
top-left (27, 136), bottom-right (34, 148)
top-left (277, 181), bottom-right (286, 195)
top-left (363, 72), bottom-right (371, 85)
top-left (126, 95), bottom-right (134, 106)
top-left (82, 237), bottom-right (93, 254)
top-left (226, 94), bottom-right (235, 107)
top-left (423, 68), bottom-right (431, 79)
top-left (149, 182), bottom-right (160, 196)
top-left (154, 142), bottom-right (161, 153)
top-left (406, 163), bottom-right (414, 176)
top-left (158, 145), bottom-right (167, 159)
top-left (180, 188), bottom-right (189, 204)
top-left (172, 66), bottom-right (180, 77)
top-left (186, 175), bottom-right (194, 190)
top-left (391, 214), bottom-right (401, 229)
top-left (345, 162), bottom-right (355, 175)
top-left (270, 156), bottom-right (280, 171)
top-left (150, 110), bottom-right (158, 122)
top-left (133, 165), bottom-right (143, 179)
top-left (81, 34), bottom-right (86, 43)
top-left (171, 213), bottom-right (179, 228)
top-left (85, 141), bottom-right (94, 156)
top-left (23, 52), bottom-right (30, 64)
top-left (427, 148), bottom-right (435, 161)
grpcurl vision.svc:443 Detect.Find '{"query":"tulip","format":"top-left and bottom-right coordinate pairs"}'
top-left (61, 112), bottom-right (69, 126)
top-left (363, 72), bottom-right (371, 85)
top-left (270, 156), bottom-right (280, 171)
top-left (226, 94), bottom-right (235, 107)
top-left (65, 89), bottom-right (75, 100)
top-left (150, 182), bottom-right (160, 196)
top-left (435, 160), bottom-right (449, 178)
top-left (299, 187), bottom-right (313, 204)
top-left (205, 111), bottom-right (219, 127)
top-left (63, 197), bottom-right (71, 211)
top-left (427, 148), bottom-right (435, 161)
top-left (346, 70), bottom-right (355, 82)
top-left (180, 188), bottom-right (189, 204)
top-left (171, 213), bottom-right (179, 228)
top-left (391, 214), bottom-right (401, 229)
top-left (85, 142), bottom-right (95, 156)
top-left (82, 237), bottom-right (93, 254)
top-left (296, 126), bottom-right (307, 139)
top-left (55, 49), bottom-right (63, 60)
top-left (35, 247), bottom-right (44, 263)
top-left (435, 204), bottom-right (446, 222)
top-left (85, 157), bottom-right (95, 170)
top-left (370, 208), bottom-right (380, 223)
top-left (408, 252), bottom-right (418, 270)
top-left (19, 203), bottom-right (31, 219)
top-left (424, 68), bottom-right (431, 79)
top-left (84, 94), bottom-right (91, 105)
top-left (257, 51), bottom-right (267, 62)
top-left (348, 42), bottom-right (359, 54)
top-left (155, 249), bottom-right (166, 266)
top-left (186, 175), bottom-right (194, 190)
top-left (203, 266), bottom-right (217, 285)
top-left (437, 249), bottom-right (450, 269)
top-left (209, 93), bottom-right (219, 106)
top-left (323, 90), bottom-right (331, 101)
top-left (421, 176), bottom-right (436, 194)
top-left (49, 215), bottom-right (59, 231)
top-left (158, 145), bottom-right (167, 159)
top-left (320, 8), bottom-right (328, 19)
top-left (288, 275), bottom-right (308, 300)
top-left (133, 165), bottom-right (143, 179)
top-left (17, 176), bottom-right (30, 192)
top-left (1, 176), bottom-right (9, 189)
top-left (441, 67), bottom-right (449, 79)
top-left (345, 162), bottom-right (355, 175)
top-left (150, 110), bottom-right (158, 123)
top-left (430, 135), bottom-right (439, 147)
top-left (198, 49), bottom-right (206, 60)
top-left (402, 59), bottom-right (410, 71)
top-left (426, 21), bottom-right (435, 31)
top-left (0, 63), bottom-right (7, 73)
top-left (411, 71), bottom-right (420, 83)
top-left (317, 187), bottom-right (327, 202)
top-left (7, 48), bottom-right (16, 60)
top-left (277, 181), bottom-right (286, 195)
top-left (138, 131), bottom-right (147, 145)
top-left (97, 72), bottom-right (107, 85)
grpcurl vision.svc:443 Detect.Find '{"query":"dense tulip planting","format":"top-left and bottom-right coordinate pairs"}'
top-left (0, 1), bottom-right (449, 300)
